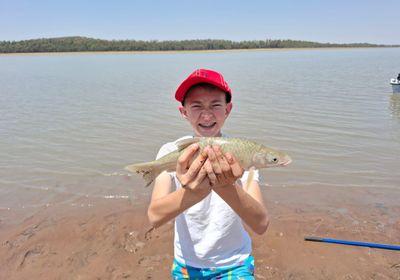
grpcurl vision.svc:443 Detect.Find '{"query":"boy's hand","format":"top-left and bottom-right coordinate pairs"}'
top-left (205, 145), bottom-right (244, 188)
top-left (176, 144), bottom-right (212, 196)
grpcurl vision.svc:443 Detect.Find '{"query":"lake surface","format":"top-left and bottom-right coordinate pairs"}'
top-left (1, 48), bottom-right (400, 213)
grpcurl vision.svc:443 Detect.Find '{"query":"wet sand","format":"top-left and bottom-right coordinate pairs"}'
top-left (1, 186), bottom-right (399, 279)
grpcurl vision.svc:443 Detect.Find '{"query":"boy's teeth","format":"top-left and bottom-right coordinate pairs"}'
top-left (200, 123), bottom-right (215, 128)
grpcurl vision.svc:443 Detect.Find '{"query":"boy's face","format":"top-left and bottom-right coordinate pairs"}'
top-left (179, 87), bottom-right (232, 137)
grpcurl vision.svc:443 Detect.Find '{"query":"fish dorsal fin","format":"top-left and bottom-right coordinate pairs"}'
top-left (175, 137), bottom-right (201, 151)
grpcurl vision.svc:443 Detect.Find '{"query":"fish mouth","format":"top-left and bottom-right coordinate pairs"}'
top-left (280, 155), bottom-right (292, 166)
top-left (281, 160), bottom-right (292, 166)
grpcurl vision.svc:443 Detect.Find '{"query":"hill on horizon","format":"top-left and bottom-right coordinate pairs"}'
top-left (0, 36), bottom-right (398, 53)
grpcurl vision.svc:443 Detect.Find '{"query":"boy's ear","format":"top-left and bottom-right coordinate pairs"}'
top-left (225, 102), bottom-right (233, 116)
top-left (179, 106), bottom-right (188, 120)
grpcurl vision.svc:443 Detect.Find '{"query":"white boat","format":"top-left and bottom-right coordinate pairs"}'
top-left (390, 78), bottom-right (400, 94)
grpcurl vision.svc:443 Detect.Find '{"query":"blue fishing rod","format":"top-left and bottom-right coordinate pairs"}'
top-left (305, 236), bottom-right (400, 251)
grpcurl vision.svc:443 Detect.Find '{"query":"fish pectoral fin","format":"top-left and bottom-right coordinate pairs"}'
top-left (244, 167), bottom-right (255, 191)
top-left (175, 137), bottom-right (201, 151)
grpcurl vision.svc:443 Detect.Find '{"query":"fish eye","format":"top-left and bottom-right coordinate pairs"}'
top-left (266, 153), bottom-right (279, 163)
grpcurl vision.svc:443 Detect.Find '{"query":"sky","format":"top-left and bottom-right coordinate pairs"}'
top-left (0, 0), bottom-right (399, 45)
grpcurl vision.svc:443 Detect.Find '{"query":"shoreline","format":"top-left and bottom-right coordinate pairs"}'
top-left (1, 185), bottom-right (399, 279)
top-left (1, 46), bottom-right (399, 57)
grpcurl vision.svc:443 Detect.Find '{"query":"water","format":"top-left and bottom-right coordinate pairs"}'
top-left (1, 48), bottom-right (400, 212)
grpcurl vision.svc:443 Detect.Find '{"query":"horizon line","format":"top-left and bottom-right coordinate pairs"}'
top-left (1, 36), bottom-right (398, 46)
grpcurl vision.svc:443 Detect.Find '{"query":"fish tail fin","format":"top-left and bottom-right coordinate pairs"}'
top-left (125, 162), bottom-right (161, 187)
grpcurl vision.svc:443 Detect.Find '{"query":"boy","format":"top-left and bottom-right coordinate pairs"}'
top-left (147, 69), bottom-right (269, 279)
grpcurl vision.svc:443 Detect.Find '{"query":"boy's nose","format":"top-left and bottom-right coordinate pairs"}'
top-left (200, 110), bottom-right (214, 119)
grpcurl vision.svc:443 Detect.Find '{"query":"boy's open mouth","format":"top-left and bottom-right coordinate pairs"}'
top-left (198, 122), bottom-right (216, 129)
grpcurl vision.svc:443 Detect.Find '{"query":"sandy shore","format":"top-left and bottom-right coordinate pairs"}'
top-left (1, 186), bottom-right (399, 279)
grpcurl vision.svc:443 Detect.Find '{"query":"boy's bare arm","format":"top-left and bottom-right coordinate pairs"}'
top-left (147, 173), bottom-right (206, 228)
top-left (147, 144), bottom-right (212, 228)
top-left (205, 146), bottom-right (269, 235)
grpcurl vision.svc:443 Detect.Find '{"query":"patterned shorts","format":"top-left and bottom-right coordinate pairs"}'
top-left (171, 255), bottom-right (255, 280)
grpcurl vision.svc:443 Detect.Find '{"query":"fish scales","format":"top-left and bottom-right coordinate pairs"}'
top-left (156, 138), bottom-right (265, 170)
top-left (125, 137), bottom-right (291, 187)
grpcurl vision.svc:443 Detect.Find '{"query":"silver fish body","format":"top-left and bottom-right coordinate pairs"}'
top-left (125, 137), bottom-right (292, 187)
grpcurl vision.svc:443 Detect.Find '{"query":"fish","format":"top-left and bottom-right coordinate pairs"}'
top-left (125, 137), bottom-right (292, 187)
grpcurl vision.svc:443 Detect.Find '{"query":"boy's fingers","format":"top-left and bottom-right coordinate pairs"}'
top-left (176, 144), bottom-right (199, 174)
top-left (208, 146), bottom-right (222, 175)
top-left (213, 146), bottom-right (230, 177)
top-left (198, 165), bottom-right (207, 178)
top-left (193, 165), bottom-right (208, 185)
top-left (185, 146), bottom-right (208, 179)
top-left (204, 160), bottom-right (217, 186)
top-left (226, 153), bottom-right (243, 178)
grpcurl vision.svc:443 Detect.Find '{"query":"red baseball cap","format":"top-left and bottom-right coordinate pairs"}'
top-left (175, 69), bottom-right (232, 102)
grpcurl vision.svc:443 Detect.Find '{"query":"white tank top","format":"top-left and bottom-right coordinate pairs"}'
top-left (156, 136), bottom-right (259, 268)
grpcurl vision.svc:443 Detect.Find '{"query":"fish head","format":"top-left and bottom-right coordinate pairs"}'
top-left (252, 149), bottom-right (292, 168)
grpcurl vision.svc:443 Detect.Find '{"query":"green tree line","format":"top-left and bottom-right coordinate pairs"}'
top-left (0, 36), bottom-right (395, 53)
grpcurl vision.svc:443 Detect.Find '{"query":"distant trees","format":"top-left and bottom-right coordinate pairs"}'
top-left (0, 36), bottom-right (392, 53)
